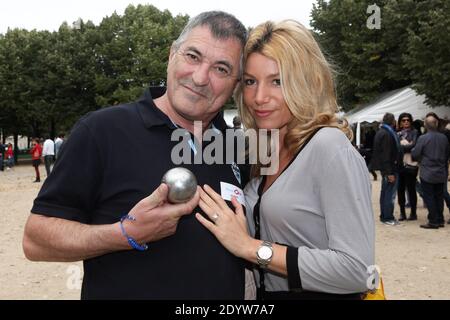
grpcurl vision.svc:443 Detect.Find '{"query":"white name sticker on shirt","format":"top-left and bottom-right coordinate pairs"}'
top-left (220, 182), bottom-right (246, 207)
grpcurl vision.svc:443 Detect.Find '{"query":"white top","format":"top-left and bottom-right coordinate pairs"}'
top-left (42, 139), bottom-right (55, 156)
top-left (245, 127), bottom-right (375, 294)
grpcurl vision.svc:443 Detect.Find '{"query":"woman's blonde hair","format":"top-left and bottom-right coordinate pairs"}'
top-left (234, 20), bottom-right (352, 176)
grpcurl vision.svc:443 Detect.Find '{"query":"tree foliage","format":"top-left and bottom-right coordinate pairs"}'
top-left (403, 0), bottom-right (450, 106)
top-left (2, 1), bottom-right (447, 141)
top-left (0, 5), bottom-right (188, 139)
top-left (311, 0), bottom-right (449, 110)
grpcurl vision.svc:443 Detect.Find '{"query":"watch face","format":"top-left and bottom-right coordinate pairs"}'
top-left (258, 245), bottom-right (273, 260)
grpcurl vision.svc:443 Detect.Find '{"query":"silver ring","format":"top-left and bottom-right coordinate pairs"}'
top-left (212, 213), bottom-right (219, 221)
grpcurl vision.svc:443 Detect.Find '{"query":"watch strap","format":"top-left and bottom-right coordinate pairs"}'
top-left (256, 241), bottom-right (273, 268)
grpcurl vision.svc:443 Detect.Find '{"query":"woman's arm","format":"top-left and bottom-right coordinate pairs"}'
top-left (401, 129), bottom-right (418, 152)
top-left (297, 145), bottom-right (375, 293)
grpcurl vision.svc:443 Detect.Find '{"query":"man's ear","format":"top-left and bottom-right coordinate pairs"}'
top-left (169, 43), bottom-right (176, 60)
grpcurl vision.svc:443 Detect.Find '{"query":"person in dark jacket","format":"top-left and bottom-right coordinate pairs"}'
top-left (427, 113), bottom-right (450, 224)
top-left (443, 124), bottom-right (450, 225)
top-left (397, 113), bottom-right (419, 221)
top-left (364, 127), bottom-right (377, 181)
top-left (0, 143), bottom-right (5, 171)
top-left (412, 115), bottom-right (450, 229)
top-left (370, 113), bottom-right (402, 225)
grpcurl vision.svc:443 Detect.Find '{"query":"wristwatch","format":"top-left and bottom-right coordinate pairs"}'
top-left (256, 241), bottom-right (273, 268)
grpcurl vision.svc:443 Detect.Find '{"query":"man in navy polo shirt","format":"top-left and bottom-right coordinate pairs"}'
top-left (23, 11), bottom-right (248, 299)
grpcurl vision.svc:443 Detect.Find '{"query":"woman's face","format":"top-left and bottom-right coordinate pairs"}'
top-left (400, 117), bottom-right (411, 129)
top-left (242, 52), bottom-right (293, 132)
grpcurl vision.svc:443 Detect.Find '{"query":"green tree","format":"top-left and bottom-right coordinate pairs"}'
top-left (0, 24), bottom-right (98, 140)
top-left (43, 20), bottom-right (98, 136)
top-left (311, 0), bottom-right (402, 110)
top-left (403, 0), bottom-right (450, 106)
top-left (0, 5), bottom-right (190, 142)
top-left (311, 0), bottom-right (449, 110)
top-left (0, 29), bottom-right (46, 139)
top-left (94, 4), bottom-right (188, 107)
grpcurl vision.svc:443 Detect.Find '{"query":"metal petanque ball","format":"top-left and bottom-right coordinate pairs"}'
top-left (161, 167), bottom-right (198, 203)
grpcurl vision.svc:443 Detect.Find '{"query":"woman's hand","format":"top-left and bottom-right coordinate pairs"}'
top-left (195, 184), bottom-right (253, 258)
top-left (400, 139), bottom-right (411, 146)
top-left (196, 185), bottom-right (288, 275)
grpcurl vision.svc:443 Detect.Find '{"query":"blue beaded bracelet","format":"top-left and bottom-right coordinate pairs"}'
top-left (120, 214), bottom-right (148, 251)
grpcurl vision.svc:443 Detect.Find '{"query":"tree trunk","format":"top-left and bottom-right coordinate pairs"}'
top-left (32, 121), bottom-right (42, 139)
top-left (50, 118), bottom-right (56, 140)
top-left (13, 133), bottom-right (19, 165)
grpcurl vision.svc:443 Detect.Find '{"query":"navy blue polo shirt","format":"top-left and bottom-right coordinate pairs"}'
top-left (31, 87), bottom-right (246, 299)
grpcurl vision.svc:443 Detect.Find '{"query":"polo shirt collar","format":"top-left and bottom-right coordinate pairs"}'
top-left (136, 87), bottom-right (230, 132)
top-left (136, 87), bottom-right (175, 129)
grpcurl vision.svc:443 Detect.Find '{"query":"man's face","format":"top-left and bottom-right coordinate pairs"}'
top-left (166, 26), bottom-right (242, 122)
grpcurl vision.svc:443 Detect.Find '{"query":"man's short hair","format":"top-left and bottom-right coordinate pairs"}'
top-left (172, 11), bottom-right (247, 75)
top-left (424, 116), bottom-right (438, 131)
top-left (382, 112), bottom-right (395, 126)
top-left (426, 112), bottom-right (440, 121)
top-left (173, 11), bottom-right (247, 50)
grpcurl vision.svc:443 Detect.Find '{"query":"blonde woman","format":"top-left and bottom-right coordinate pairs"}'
top-left (196, 20), bottom-right (375, 299)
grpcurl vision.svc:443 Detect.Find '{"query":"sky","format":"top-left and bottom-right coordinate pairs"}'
top-left (0, 0), bottom-right (315, 34)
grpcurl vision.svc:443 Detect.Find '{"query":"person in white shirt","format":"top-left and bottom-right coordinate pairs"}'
top-left (42, 137), bottom-right (55, 176)
top-left (54, 134), bottom-right (64, 161)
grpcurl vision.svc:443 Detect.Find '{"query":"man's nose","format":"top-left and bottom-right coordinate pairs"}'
top-left (191, 63), bottom-right (210, 87)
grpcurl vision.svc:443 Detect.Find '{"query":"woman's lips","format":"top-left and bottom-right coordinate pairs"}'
top-left (254, 110), bottom-right (273, 118)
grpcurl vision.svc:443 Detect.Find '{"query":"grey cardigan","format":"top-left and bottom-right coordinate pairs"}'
top-left (245, 127), bottom-right (375, 294)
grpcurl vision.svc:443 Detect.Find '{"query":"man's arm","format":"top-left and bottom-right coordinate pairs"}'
top-left (411, 136), bottom-right (423, 162)
top-left (23, 215), bottom-right (127, 262)
top-left (23, 184), bottom-right (200, 262)
top-left (379, 132), bottom-right (393, 176)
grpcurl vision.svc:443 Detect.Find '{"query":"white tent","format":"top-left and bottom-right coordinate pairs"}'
top-left (345, 87), bottom-right (450, 146)
top-left (224, 109), bottom-right (238, 127)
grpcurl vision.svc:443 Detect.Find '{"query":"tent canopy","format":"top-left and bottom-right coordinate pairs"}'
top-left (224, 109), bottom-right (238, 127)
top-left (346, 87), bottom-right (450, 124)
top-left (344, 87), bottom-right (450, 146)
